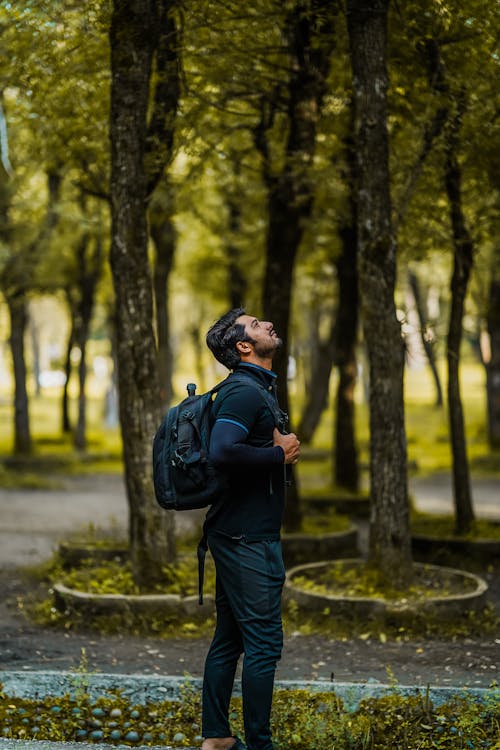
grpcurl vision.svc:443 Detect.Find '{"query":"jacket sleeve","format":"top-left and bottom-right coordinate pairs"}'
top-left (209, 420), bottom-right (284, 466)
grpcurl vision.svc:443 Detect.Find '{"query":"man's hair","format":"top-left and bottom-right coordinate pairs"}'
top-left (206, 307), bottom-right (255, 370)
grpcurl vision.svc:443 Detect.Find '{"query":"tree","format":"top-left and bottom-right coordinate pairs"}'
top-left (256, 0), bottom-right (338, 530)
top-left (333, 110), bottom-right (359, 492)
top-left (346, 0), bottom-right (412, 584)
top-left (109, 0), bottom-right (180, 585)
top-left (0, 156), bottom-right (62, 455)
top-left (407, 269), bottom-right (443, 407)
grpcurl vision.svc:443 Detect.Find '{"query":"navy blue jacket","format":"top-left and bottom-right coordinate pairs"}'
top-left (205, 363), bottom-right (286, 541)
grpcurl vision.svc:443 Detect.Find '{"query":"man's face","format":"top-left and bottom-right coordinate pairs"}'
top-left (236, 314), bottom-right (282, 359)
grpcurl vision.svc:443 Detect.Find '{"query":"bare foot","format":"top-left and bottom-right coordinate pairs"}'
top-left (201, 737), bottom-right (236, 750)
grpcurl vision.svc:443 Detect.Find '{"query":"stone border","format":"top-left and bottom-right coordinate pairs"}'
top-left (284, 559), bottom-right (488, 619)
top-left (53, 584), bottom-right (214, 618)
top-left (0, 670), bottom-right (495, 713)
top-left (52, 525), bottom-right (358, 619)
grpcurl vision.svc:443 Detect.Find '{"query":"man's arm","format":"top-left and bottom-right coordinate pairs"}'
top-left (209, 421), bottom-right (284, 466)
top-left (210, 421), bottom-right (300, 467)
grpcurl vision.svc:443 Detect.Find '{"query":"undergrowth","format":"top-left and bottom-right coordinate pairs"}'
top-left (0, 680), bottom-right (498, 749)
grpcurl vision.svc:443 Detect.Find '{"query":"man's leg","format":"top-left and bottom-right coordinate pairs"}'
top-left (208, 536), bottom-right (285, 750)
top-left (237, 540), bottom-right (284, 750)
top-left (202, 564), bottom-right (244, 746)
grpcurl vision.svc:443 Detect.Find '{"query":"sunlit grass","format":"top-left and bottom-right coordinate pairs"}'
top-left (298, 358), bottom-right (499, 488)
top-left (0, 388), bottom-right (122, 476)
top-left (0, 357), bottom-right (498, 486)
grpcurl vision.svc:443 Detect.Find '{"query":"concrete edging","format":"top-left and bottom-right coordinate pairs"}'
top-left (284, 559), bottom-right (489, 619)
top-left (0, 670), bottom-right (496, 713)
top-left (53, 584), bottom-right (214, 618)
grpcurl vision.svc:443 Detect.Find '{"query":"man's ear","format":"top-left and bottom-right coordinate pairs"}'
top-left (236, 340), bottom-right (252, 355)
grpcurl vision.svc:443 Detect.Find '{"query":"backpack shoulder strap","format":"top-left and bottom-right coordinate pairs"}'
top-left (221, 370), bottom-right (286, 431)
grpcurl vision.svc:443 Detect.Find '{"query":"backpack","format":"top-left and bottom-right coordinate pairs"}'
top-left (152, 370), bottom-right (286, 604)
top-left (153, 370), bottom-right (285, 512)
top-left (152, 378), bottom-right (231, 512)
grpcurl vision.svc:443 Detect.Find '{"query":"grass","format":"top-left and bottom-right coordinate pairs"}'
top-left (0, 389), bottom-right (123, 480)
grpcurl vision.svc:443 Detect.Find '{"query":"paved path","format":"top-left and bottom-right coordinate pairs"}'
top-left (0, 474), bottom-right (200, 568)
top-left (410, 474), bottom-right (500, 519)
top-left (0, 472), bottom-right (498, 568)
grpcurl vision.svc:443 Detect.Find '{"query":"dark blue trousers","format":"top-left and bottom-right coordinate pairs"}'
top-left (202, 533), bottom-right (285, 750)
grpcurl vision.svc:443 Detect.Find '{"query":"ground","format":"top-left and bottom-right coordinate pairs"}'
top-left (0, 473), bottom-right (498, 689)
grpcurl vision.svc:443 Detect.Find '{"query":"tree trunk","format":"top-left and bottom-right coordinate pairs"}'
top-left (146, 0), bottom-right (181, 407)
top-left (347, 0), bottom-right (412, 584)
top-left (408, 269), bottom-right (443, 407)
top-left (444, 91), bottom-right (475, 534)
top-left (334, 220), bottom-right (359, 492)
top-left (297, 313), bottom-right (336, 444)
top-left (258, 0), bottom-right (337, 531)
top-left (7, 291), bottom-right (32, 455)
top-left (149, 185), bottom-right (175, 408)
top-left (334, 115), bottom-right (359, 493)
top-left (29, 307), bottom-right (41, 398)
top-left (62, 302), bottom-right (75, 434)
top-left (227, 197), bottom-right (247, 309)
top-left (486, 266), bottom-right (500, 448)
top-left (109, 0), bottom-right (176, 586)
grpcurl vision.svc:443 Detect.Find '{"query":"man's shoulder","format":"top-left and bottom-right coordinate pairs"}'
top-left (213, 377), bottom-right (268, 415)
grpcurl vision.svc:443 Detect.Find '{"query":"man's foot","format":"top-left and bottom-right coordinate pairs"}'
top-left (201, 737), bottom-right (245, 750)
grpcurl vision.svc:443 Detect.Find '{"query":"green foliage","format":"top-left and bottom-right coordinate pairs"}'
top-left (0, 682), bottom-right (498, 748)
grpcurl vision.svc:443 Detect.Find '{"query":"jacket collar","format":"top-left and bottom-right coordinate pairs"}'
top-left (234, 362), bottom-right (277, 389)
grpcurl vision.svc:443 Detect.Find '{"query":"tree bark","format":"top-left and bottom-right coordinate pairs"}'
top-left (109, 0), bottom-right (176, 586)
top-left (7, 291), bottom-right (32, 455)
top-left (444, 91), bottom-right (475, 534)
top-left (347, 0), bottom-right (412, 584)
top-left (486, 263), bottom-right (500, 448)
top-left (408, 270), bottom-right (443, 407)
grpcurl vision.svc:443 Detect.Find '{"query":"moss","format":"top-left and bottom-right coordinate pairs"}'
top-left (0, 682), bottom-right (498, 748)
top-left (290, 560), bottom-right (477, 601)
top-left (283, 598), bottom-right (499, 642)
top-left (299, 508), bottom-right (351, 534)
top-left (20, 547), bottom-right (217, 637)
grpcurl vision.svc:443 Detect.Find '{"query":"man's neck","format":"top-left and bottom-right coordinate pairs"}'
top-left (239, 354), bottom-right (272, 371)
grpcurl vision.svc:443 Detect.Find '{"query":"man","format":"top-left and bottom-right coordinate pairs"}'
top-left (202, 308), bottom-right (300, 750)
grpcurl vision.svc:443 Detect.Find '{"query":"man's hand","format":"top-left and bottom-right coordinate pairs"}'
top-left (273, 428), bottom-right (300, 464)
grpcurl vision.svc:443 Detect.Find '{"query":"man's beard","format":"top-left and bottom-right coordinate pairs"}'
top-left (253, 335), bottom-right (283, 359)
